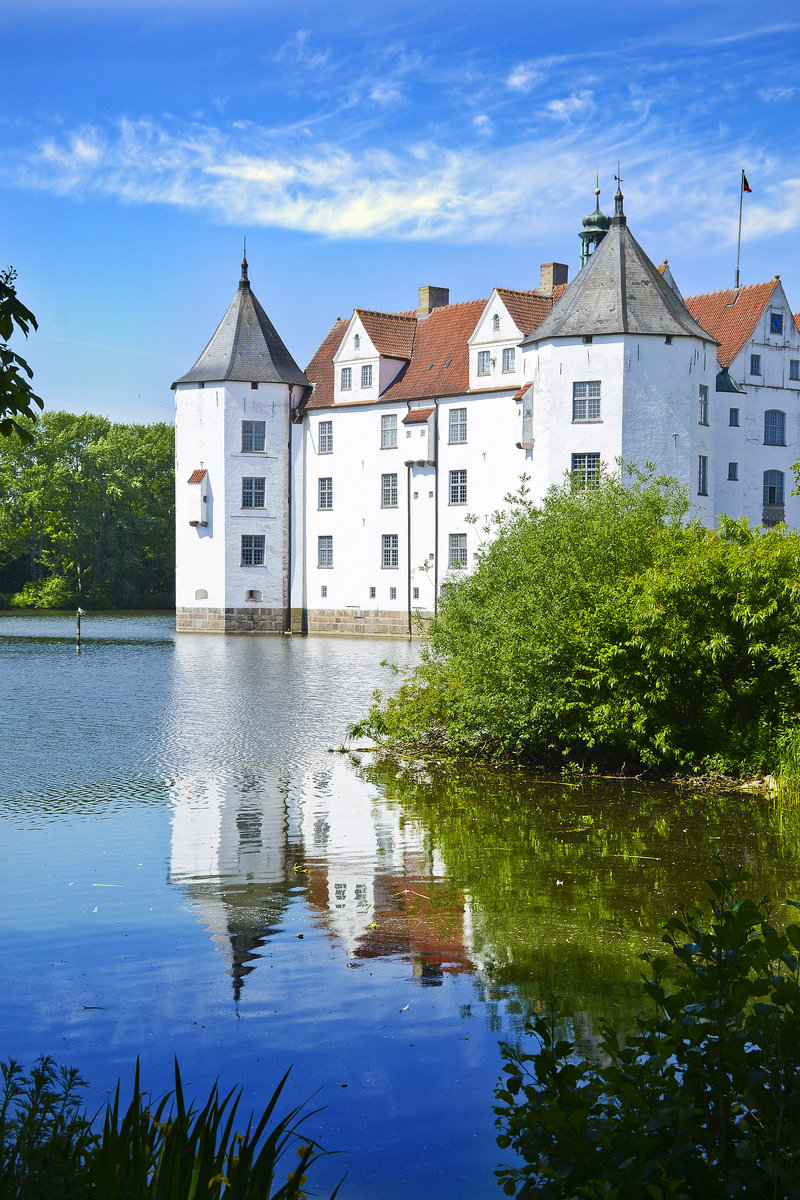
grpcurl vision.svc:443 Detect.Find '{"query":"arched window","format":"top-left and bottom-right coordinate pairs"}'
top-left (354, 333), bottom-right (360, 350)
top-left (764, 410), bottom-right (786, 445)
top-left (763, 470), bottom-right (784, 506)
top-left (492, 313), bottom-right (500, 331)
top-left (194, 588), bottom-right (208, 600)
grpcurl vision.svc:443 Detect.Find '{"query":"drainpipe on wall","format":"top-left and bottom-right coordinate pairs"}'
top-left (406, 460), bottom-right (412, 638)
top-left (285, 385), bottom-right (293, 633)
top-left (433, 399), bottom-right (439, 616)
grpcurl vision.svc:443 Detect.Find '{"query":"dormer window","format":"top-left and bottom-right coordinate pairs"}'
top-left (492, 314), bottom-right (500, 331)
top-left (341, 367), bottom-right (352, 390)
top-left (361, 364), bottom-right (372, 388)
top-left (354, 333), bottom-right (360, 350)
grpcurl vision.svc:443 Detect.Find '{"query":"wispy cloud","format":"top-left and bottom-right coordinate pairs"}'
top-left (276, 29), bottom-right (331, 72)
top-left (506, 60), bottom-right (541, 93)
top-left (758, 86), bottom-right (796, 102)
top-left (546, 91), bottom-right (594, 121)
top-left (473, 114), bottom-right (493, 137)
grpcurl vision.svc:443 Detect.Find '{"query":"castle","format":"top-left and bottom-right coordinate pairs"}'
top-left (173, 182), bottom-right (800, 636)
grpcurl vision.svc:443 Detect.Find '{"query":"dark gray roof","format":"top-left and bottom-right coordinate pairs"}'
top-left (522, 213), bottom-right (717, 345)
top-left (172, 262), bottom-right (310, 389)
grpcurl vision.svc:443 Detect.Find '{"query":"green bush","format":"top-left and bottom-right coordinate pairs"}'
top-left (10, 577), bottom-right (77, 609)
top-left (354, 468), bottom-right (800, 775)
top-left (0, 1057), bottom-right (342, 1199)
top-left (495, 864), bottom-right (800, 1198)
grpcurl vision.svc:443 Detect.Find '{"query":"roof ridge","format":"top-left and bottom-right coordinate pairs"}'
top-left (496, 286), bottom-right (546, 298)
top-left (686, 280), bottom-right (777, 302)
top-left (428, 297), bottom-right (488, 310)
top-left (354, 307), bottom-right (417, 321)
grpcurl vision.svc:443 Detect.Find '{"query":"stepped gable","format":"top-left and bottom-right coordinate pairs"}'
top-left (383, 299), bottom-right (488, 402)
top-left (685, 280), bottom-right (779, 368)
top-left (522, 208), bottom-right (714, 344)
top-left (357, 310), bottom-right (417, 359)
top-left (173, 258), bottom-right (309, 389)
top-left (304, 318), bottom-right (350, 409)
top-left (495, 287), bottom-right (558, 335)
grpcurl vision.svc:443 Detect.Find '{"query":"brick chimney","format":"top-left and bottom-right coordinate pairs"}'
top-left (417, 285), bottom-right (450, 317)
top-left (540, 263), bottom-right (568, 292)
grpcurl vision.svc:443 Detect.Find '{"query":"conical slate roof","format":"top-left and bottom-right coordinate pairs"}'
top-left (172, 259), bottom-right (310, 388)
top-left (522, 203), bottom-right (716, 345)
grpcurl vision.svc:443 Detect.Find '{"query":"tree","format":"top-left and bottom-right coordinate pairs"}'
top-left (0, 268), bottom-right (43, 441)
top-left (495, 864), bottom-right (800, 1199)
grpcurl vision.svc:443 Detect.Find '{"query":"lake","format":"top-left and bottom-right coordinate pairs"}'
top-left (2, 612), bottom-right (800, 1198)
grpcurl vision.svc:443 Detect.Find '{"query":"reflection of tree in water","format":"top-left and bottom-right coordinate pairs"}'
top-left (357, 754), bottom-right (800, 1034)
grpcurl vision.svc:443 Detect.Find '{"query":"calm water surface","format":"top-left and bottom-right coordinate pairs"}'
top-left (2, 612), bottom-right (800, 1199)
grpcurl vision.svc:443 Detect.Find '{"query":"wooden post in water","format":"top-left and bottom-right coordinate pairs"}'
top-left (76, 607), bottom-right (85, 654)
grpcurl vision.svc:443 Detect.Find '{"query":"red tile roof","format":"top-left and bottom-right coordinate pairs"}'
top-left (685, 280), bottom-right (778, 368)
top-left (794, 312), bottom-right (800, 336)
top-left (382, 299), bottom-right (488, 402)
top-left (357, 310), bottom-right (417, 359)
top-left (495, 287), bottom-right (558, 335)
top-left (402, 406), bottom-right (434, 424)
top-left (187, 468), bottom-right (207, 483)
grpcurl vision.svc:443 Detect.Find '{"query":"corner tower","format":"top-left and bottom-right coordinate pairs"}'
top-left (172, 254), bottom-right (310, 633)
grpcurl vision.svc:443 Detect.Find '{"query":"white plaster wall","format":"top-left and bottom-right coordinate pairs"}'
top-left (222, 381), bottom-right (290, 610)
top-left (175, 384), bottom-right (227, 608)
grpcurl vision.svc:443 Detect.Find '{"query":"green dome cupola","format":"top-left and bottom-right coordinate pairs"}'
top-left (579, 183), bottom-right (612, 268)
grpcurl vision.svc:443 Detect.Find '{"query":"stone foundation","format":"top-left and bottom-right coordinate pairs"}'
top-left (306, 607), bottom-right (433, 637)
top-left (176, 606), bottom-right (433, 637)
top-left (176, 606), bottom-right (286, 633)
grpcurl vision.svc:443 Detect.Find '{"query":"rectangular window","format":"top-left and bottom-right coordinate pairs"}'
top-left (764, 470), bottom-right (785, 506)
top-left (449, 533), bottom-right (468, 568)
top-left (729, 407), bottom-right (740, 427)
top-left (699, 385), bottom-right (709, 425)
top-left (449, 407), bottom-right (467, 444)
top-left (381, 534), bottom-right (398, 568)
top-left (790, 360), bottom-right (800, 381)
top-left (413, 586), bottom-right (419, 600)
top-left (698, 455), bottom-right (708, 496)
top-left (381, 472), bottom-right (398, 507)
top-left (241, 420), bottom-right (265, 452)
top-left (241, 476), bottom-right (265, 508)
top-left (321, 585), bottom-right (327, 598)
top-left (241, 534), bottom-right (265, 566)
top-left (750, 353), bottom-right (762, 376)
top-left (477, 350), bottom-right (491, 375)
top-left (361, 364), bottom-right (372, 388)
top-left (340, 367), bottom-right (352, 390)
top-left (318, 476), bottom-right (333, 509)
top-left (389, 587), bottom-right (397, 600)
top-left (369, 586), bottom-right (376, 599)
top-left (318, 420), bottom-right (333, 453)
top-left (381, 413), bottom-right (397, 448)
top-left (449, 469), bottom-right (468, 505)
top-left (728, 461), bottom-right (738, 481)
top-left (573, 381), bottom-right (601, 422)
top-left (317, 535), bottom-right (333, 568)
top-left (571, 452), bottom-right (600, 487)
top-left (764, 409), bottom-right (786, 446)
top-left (502, 347), bottom-right (515, 372)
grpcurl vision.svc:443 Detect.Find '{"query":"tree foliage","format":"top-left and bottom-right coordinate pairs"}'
top-left (0, 411), bottom-right (175, 608)
top-left (354, 468), bottom-right (800, 775)
top-left (495, 864), bottom-right (800, 1199)
top-left (0, 268), bottom-right (44, 441)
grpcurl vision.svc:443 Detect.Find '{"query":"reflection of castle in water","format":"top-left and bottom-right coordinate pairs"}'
top-left (168, 756), bottom-right (475, 1001)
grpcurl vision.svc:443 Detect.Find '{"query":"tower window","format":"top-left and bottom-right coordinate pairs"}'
top-left (750, 353), bottom-right (762, 376)
top-left (790, 360), bottom-right (800, 381)
top-left (318, 535), bottom-right (333, 568)
top-left (242, 476), bottom-right (265, 508)
top-left (318, 477), bottom-right (333, 509)
top-left (763, 470), bottom-right (785, 507)
top-left (729, 408), bottom-right (740, 427)
top-left (573, 381), bottom-right (601, 422)
top-left (571, 452), bottom-right (600, 487)
top-left (242, 420), bottom-right (265, 452)
top-left (241, 534), bottom-right (265, 566)
top-left (698, 455), bottom-right (708, 496)
top-left (699, 385), bottom-right (709, 425)
top-left (728, 462), bottom-right (738, 481)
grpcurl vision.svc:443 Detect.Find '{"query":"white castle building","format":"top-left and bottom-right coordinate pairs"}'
top-left (173, 183), bottom-right (800, 636)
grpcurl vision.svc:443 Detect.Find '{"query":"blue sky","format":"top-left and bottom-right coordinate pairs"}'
top-left (3, 0), bottom-right (800, 424)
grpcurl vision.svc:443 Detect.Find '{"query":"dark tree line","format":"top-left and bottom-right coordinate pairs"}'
top-left (0, 411), bottom-right (175, 609)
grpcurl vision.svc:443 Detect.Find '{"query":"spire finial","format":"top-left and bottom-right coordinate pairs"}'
top-left (240, 237), bottom-right (249, 287)
top-left (613, 162), bottom-right (625, 222)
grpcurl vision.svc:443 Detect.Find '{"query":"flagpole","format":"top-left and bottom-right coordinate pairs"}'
top-left (735, 168), bottom-right (744, 289)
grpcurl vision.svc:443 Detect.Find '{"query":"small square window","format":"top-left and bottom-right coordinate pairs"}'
top-left (728, 461), bottom-right (738, 481)
top-left (241, 534), bottom-right (265, 566)
top-left (571, 452), bottom-right (600, 487)
top-left (582, 335), bottom-right (593, 345)
top-left (389, 587), bottom-right (397, 600)
top-left (750, 353), bottom-right (761, 376)
top-left (250, 381), bottom-right (259, 390)
top-left (790, 360), bottom-right (800, 381)
top-left (477, 350), bottom-right (491, 376)
top-left (729, 407), bottom-right (740, 427)
top-left (341, 367), bottom-right (352, 390)
top-left (361, 364), bottom-right (372, 388)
